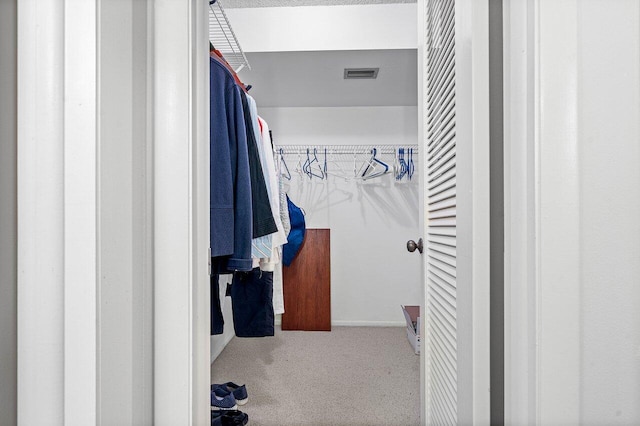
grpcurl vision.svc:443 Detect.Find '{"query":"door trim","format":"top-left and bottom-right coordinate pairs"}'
top-left (502, 1), bottom-right (538, 424)
top-left (15, 1), bottom-right (211, 423)
top-left (152, 0), bottom-right (210, 424)
top-left (504, 1), bottom-right (583, 424)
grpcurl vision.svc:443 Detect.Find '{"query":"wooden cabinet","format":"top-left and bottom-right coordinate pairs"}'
top-left (282, 229), bottom-right (331, 331)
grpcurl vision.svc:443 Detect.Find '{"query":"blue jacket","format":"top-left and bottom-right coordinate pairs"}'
top-left (210, 57), bottom-right (253, 271)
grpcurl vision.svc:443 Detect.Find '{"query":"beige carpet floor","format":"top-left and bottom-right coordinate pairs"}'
top-left (211, 326), bottom-right (420, 426)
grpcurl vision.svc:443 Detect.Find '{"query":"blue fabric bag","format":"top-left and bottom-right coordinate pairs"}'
top-left (282, 195), bottom-right (306, 266)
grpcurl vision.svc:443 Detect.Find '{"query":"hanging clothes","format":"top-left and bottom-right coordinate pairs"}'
top-left (277, 153), bottom-right (292, 238)
top-left (230, 268), bottom-right (275, 338)
top-left (245, 94), bottom-right (274, 261)
top-left (209, 56), bottom-right (253, 272)
top-left (211, 48), bottom-right (248, 92)
top-left (240, 90), bottom-right (278, 239)
top-left (255, 115), bottom-right (288, 313)
top-left (210, 273), bottom-right (224, 335)
top-left (272, 249), bottom-right (285, 315)
top-left (209, 49), bottom-right (291, 336)
top-left (256, 115), bottom-right (288, 271)
top-left (257, 116), bottom-right (287, 247)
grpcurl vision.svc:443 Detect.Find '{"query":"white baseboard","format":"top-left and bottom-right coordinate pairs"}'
top-left (210, 332), bottom-right (235, 364)
top-left (275, 316), bottom-right (404, 328)
top-left (213, 318), bottom-right (405, 363)
top-left (331, 320), bottom-right (405, 327)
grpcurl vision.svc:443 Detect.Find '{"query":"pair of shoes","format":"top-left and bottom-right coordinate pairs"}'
top-left (211, 410), bottom-right (249, 426)
top-left (211, 389), bottom-right (237, 411)
top-left (211, 382), bottom-right (248, 406)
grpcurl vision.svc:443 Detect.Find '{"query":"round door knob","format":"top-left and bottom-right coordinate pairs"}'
top-left (407, 238), bottom-right (424, 254)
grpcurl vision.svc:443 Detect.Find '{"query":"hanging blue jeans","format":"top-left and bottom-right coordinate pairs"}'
top-left (231, 268), bottom-right (274, 337)
top-left (210, 273), bottom-right (224, 335)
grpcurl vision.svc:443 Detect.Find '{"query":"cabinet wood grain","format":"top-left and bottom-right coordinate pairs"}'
top-left (282, 229), bottom-right (331, 331)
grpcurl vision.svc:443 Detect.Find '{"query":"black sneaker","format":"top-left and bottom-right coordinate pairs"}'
top-left (211, 410), bottom-right (249, 426)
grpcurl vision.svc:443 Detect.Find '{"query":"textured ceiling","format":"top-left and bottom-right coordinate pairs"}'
top-left (222, 0), bottom-right (415, 8)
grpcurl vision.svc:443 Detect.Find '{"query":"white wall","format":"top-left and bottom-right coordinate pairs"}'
top-left (261, 106), bottom-right (421, 325)
top-left (226, 3), bottom-right (417, 53)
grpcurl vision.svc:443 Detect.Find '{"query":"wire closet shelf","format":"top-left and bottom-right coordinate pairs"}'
top-left (209, 0), bottom-right (251, 73)
top-left (275, 145), bottom-right (419, 156)
top-left (275, 145), bottom-right (419, 182)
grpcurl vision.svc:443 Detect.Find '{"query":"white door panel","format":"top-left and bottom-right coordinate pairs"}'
top-left (419, 0), bottom-right (491, 424)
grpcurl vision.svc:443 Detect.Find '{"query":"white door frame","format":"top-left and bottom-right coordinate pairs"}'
top-left (455, 1), bottom-right (492, 423)
top-left (504, 1), bottom-right (585, 424)
top-left (502, 1), bottom-right (539, 424)
top-left (16, 0), bottom-right (211, 424)
top-left (18, 1), bottom-right (74, 422)
top-left (153, 0), bottom-right (211, 424)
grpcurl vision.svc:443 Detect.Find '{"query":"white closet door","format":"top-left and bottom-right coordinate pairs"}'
top-left (421, 0), bottom-right (491, 423)
top-left (424, 0), bottom-right (458, 424)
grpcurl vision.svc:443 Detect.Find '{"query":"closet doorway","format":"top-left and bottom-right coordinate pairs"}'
top-left (210, 1), bottom-right (492, 424)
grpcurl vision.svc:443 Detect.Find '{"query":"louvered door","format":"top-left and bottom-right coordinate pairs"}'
top-left (425, 0), bottom-right (457, 424)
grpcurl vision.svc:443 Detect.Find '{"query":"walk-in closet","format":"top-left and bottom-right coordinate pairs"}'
top-left (208, 1), bottom-right (423, 425)
top-left (9, 0), bottom-right (640, 424)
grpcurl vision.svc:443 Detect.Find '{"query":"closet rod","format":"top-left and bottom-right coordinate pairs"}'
top-left (275, 145), bottom-right (419, 156)
top-left (209, 0), bottom-right (250, 73)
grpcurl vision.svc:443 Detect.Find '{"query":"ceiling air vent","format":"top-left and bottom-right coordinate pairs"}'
top-left (344, 68), bottom-right (379, 79)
